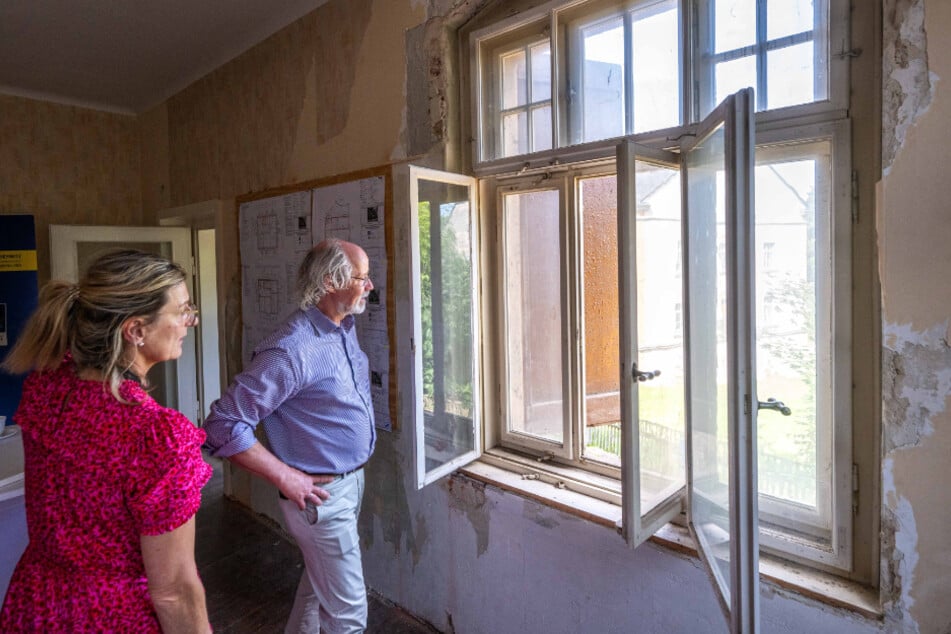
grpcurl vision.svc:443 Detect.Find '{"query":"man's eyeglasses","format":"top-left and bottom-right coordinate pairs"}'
top-left (179, 303), bottom-right (200, 327)
top-left (351, 274), bottom-right (372, 288)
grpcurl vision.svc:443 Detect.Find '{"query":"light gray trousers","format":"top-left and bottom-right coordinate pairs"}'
top-left (279, 469), bottom-right (367, 634)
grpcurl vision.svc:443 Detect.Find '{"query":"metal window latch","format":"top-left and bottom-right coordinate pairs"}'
top-left (632, 362), bottom-right (661, 382)
top-left (757, 397), bottom-right (792, 416)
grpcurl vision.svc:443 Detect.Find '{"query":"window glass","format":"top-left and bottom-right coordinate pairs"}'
top-left (503, 190), bottom-right (566, 443)
top-left (417, 180), bottom-right (478, 472)
top-left (768, 0), bottom-right (814, 40)
top-left (581, 17), bottom-right (625, 143)
top-left (531, 43), bottom-right (552, 102)
top-left (502, 111), bottom-right (528, 156)
top-left (579, 165), bottom-right (685, 509)
top-left (532, 106), bottom-right (553, 151)
top-left (580, 175), bottom-right (622, 465)
top-left (632, 4), bottom-right (680, 133)
top-left (714, 55), bottom-right (756, 106)
top-left (502, 50), bottom-right (527, 109)
top-left (754, 140), bottom-right (832, 530)
top-left (685, 122), bottom-right (732, 590)
top-left (715, 0), bottom-right (755, 53)
top-left (767, 42), bottom-right (818, 109)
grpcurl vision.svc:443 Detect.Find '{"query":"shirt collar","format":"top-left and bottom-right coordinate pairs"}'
top-left (305, 305), bottom-right (356, 335)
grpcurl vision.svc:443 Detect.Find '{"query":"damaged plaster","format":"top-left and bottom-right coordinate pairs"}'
top-left (403, 0), bottom-right (493, 162)
top-left (882, 0), bottom-right (937, 172)
top-left (313, 0), bottom-right (375, 146)
top-left (881, 321), bottom-right (951, 453)
top-left (881, 320), bottom-right (951, 632)
top-left (881, 458), bottom-right (920, 634)
top-left (361, 433), bottom-right (426, 566)
top-left (447, 476), bottom-right (492, 556)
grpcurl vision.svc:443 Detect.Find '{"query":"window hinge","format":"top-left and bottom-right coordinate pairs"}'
top-left (852, 463), bottom-right (859, 516)
top-left (536, 451), bottom-right (554, 463)
top-left (851, 170), bottom-right (859, 224)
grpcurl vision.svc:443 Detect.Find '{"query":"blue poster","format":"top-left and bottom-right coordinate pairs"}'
top-left (0, 215), bottom-right (39, 428)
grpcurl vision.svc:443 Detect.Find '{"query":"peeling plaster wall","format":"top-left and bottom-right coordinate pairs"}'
top-left (880, 1), bottom-right (951, 633)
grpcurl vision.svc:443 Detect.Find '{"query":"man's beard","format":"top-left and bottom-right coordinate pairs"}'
top-left (341, 295), bottom-right (368, 316)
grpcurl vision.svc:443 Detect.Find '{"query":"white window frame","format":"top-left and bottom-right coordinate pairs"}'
top-left (405, 1), bottom-right (866, 624)
top-left (403, 166), bottom-right (483, 488)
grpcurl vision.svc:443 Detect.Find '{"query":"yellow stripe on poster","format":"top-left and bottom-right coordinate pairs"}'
top-left (0, 250), bottom-right (38, 271)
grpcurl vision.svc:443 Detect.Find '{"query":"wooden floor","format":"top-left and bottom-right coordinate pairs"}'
top-left (196, 455), bottom-right (438, 634)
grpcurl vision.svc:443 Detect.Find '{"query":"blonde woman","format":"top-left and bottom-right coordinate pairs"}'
top-left (0, 249), bottom-right (212, 633)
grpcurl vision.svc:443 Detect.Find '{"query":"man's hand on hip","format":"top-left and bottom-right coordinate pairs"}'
top-left (282, 468), bottom-right (334, 510)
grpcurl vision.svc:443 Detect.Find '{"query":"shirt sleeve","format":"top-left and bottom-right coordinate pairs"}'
top-left (126, 408), bottom-right (213, 536)
top-left (202, 346), bottom-right (302, 458)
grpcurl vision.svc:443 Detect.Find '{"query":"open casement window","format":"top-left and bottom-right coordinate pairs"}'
top-left (617, 89), bottom-right (763, 632)
top-left (406, 167), bottom-right (482, 488)
top-left (682, 88), bottom-right (764, 633)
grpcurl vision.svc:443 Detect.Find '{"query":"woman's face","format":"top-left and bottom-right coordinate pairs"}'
top-left (137, 282), bottom-right (193, 370)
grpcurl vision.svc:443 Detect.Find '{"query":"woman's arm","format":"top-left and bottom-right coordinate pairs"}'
top-left (141, 516), bottom-right (212, 633)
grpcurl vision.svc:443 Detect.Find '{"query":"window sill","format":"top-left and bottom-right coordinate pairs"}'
top-left (456, 457), bottom-right (881, 621)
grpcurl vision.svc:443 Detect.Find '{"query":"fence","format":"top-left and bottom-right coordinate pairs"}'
top-left (587, 421), bottom-right (816, 504)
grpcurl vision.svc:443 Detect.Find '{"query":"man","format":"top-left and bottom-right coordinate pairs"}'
top-left (204, 238), bottom-right (376, 634)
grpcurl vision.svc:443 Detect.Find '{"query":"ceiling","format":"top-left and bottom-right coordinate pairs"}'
top-left (0, 0), bottom-right (329, 115)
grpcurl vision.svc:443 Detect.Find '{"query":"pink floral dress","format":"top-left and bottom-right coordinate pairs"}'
top-left (0, 358), bottom-right (212, 633)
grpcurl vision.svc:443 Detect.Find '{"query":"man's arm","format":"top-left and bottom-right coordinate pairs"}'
top-left (227, 442), bottom-right (333, 510)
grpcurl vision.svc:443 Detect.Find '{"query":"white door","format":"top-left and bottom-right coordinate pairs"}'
top-left (49, 225), bottom-right (199, 424)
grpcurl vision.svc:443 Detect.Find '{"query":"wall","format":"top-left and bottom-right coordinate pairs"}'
top-left (879, 1), bottom-right (951, 633)
top-left (4, 0), bottom-right (930, 631)
top-left (0, 95), bottom-right (144, 283)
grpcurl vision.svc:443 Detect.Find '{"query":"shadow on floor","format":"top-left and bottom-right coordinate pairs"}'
top-left (196, 455), bottom-right (439, 633)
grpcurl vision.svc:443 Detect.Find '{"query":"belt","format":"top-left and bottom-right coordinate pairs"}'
top-left (278, 464), bottom-right (366, 500)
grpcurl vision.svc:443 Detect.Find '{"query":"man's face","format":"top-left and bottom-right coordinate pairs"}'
top-left (337, 253), bottom-right (373, 317)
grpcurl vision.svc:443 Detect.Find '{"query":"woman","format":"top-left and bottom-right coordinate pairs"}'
top-left (0, 249), bottom-right (213, 633)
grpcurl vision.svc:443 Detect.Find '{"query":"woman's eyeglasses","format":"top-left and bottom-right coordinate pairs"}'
top-left (179, 303), bottom-right (200, 327)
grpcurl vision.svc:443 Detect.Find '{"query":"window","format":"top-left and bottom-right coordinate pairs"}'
top-left (409, 0), bottom-right (857, 629)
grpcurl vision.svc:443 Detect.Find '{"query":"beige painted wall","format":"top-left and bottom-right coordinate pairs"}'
top-left (0, 95), bottom-right (144, 283)
top-left (879, 1), bottom-right (951, 631)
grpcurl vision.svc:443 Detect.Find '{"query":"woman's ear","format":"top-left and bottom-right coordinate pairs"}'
top-left (121, 318), bottom-right (145, 347)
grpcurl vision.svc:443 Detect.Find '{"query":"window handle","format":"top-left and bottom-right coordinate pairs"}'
top-left (757, 397), bottom-right (792, 416)
top-left (632, 362), bottom-right (661, 382)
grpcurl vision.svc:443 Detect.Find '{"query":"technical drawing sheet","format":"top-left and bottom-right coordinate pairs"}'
top-left (238, 190), bottom-right (313, 365)
top-left (312, 176), bottom-right (391, 431)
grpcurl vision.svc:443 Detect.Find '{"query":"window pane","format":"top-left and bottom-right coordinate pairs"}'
top-left (501, 50), bottom-right (527, 109)
top-left (632, 164), bottom-right (686, 509)
top-left (502, 111), bottom-right (528, 156)
top-left (715, 55), bottom-right (756, 106)
top-left (755, 144), bottom-right (831, 526)
top-left (416, 178), bottom-right (478, 477)
top-left (767, 42), bottom-right (822, 109)
top-left (503, 190), bottom-right (565, 443)
top-left (530, 42), bottom-right (551, 102)
top-left (588, 163), bottom-right (687, 504)
top-left (685, 122), bottom-right (732, 592)
top-left (582, 17), bottom-right (625, 143)
top-left (632, 3), bottom-right (680, 133)
top-left (715, 0), bottom-right (755, 53)
top-left (768, 0), bottom-right (814, 40)
top-left (580, 175), bottom-right (621, 466)
top-left (531, 105), bottom-right (552, 152)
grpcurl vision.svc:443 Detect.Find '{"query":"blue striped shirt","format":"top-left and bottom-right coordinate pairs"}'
top-left (204, 306), bottom-right (375, 474)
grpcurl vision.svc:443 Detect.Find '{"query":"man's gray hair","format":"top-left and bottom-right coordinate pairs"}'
top-left (297, 238), bottom-right (353, 309)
